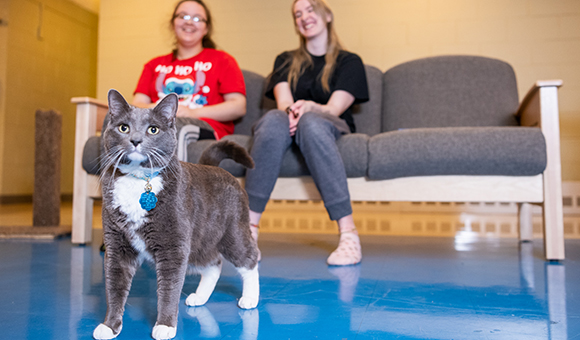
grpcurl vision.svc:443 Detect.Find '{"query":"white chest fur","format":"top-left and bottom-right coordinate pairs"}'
top-left (112, 175), bottom-right (164, 225)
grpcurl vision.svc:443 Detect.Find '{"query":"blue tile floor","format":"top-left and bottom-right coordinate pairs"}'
top-left (1, 231), bottom-right (579, 339)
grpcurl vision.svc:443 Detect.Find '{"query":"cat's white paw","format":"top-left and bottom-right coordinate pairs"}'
top-left (152, 324), bottom-right (177, 340)
top-left (238, 296), bottom-right (259, 309)
top-left (186, 293), bottom-right (209, 307)
top-left (93, 323), bottom-right (118, 339)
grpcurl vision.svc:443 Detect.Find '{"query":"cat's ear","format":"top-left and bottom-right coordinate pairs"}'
top-left (107, 89), bottom-right (130, 118)
top-left (154, 93), bottom-right (179, 121)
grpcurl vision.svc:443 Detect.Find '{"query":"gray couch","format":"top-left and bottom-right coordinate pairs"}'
top-left (188, 56), bottom-right (546, 181)
top-left (74, 55), bottom-right (564, 260)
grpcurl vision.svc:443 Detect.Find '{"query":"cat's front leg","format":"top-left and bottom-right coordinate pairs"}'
top-left (152, 252), bottom-right (188, 340)
top-left (185, 262), bottom-right (222, 307)
top-left (94, 246), bottom-right (139, 339)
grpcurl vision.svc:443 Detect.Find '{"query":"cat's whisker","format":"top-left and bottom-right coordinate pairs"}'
top-left (148, 149), bottom-right (162, 165)
top-left (103, 148), bottom-right (123, 170)
top-left (99, 147), bottom-right (125, 183)
top-left (101, 145), bottom-right (123, 164)
top-left (151, 148), bottom-right (178, 179)
top-left (150, 147), bottom-right (169, 163)
top-left (147, 157), bottom-right (155, 175)
top-left (99, 150), bottom-right (118, 182)
top-left (107, 151), bottom-right (125, 188)
top-left (165, 163), bottom-right (179, 180)
top-left (145, 151), bottom-right (159, 171)
top-left (149, 148), bottom-right (174, 176)
top-left (146, 153), bottom-right (159, 177)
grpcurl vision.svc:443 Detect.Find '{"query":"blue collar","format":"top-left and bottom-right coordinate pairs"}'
top-left (129, 171), bottom-right (160, 181)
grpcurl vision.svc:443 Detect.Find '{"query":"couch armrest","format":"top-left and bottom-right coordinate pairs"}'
top-left (516, 80), bottom-right (563, 127)
top-left (71, 97), bottom-right (108, 178)
top-left (516, 79), bottom-right (565, 260)
top-left (71, 97), bottom-right (108, 133)
top-left (71, 97), bottom-right (108, 244)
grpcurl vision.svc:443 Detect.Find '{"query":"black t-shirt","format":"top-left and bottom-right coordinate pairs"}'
top-left (265, 50), bottom-right (369, 133)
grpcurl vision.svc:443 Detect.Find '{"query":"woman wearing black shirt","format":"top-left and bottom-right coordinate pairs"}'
top-left (245, 0), bottom-right (369, 266)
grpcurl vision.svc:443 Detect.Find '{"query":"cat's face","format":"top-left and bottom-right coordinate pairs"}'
top-left (103, 90), bottom-right (179, 175)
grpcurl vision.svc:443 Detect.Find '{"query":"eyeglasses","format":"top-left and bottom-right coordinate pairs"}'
top-left (174, 13), bottom-right (207, 24)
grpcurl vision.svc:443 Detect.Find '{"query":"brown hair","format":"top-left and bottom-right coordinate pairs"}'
top-left (170, 0), bottom-right (216, 57)
top-left (287, 0), bottom-right (343, 93)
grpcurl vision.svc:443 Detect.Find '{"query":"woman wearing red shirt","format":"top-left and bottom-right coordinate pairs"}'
top-left (133, 0), bottom-right (246, 157)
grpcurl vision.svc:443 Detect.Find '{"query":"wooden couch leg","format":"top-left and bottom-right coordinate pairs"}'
top-left (542, 176), bottom-right (565, 261)
top-left (518, 203), bottom-right (533, 242)
top-left (539, 85), bottom-right (565, 261)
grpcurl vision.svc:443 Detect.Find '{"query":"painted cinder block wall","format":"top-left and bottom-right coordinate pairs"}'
top-left (0, 0), bottom-right (97, 199)
top-left (0, 0), bottom-right (578, 199)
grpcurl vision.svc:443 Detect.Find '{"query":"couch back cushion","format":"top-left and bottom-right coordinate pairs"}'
top-left (234, 70), bottom-right (265, 136)
top-left (352, 64), bottom-right (383, 136)
top-left (382, 55), bottom-right (519, 132)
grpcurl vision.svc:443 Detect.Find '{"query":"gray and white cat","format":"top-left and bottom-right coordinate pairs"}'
top-left (93, 90), bottom-right (259, 340)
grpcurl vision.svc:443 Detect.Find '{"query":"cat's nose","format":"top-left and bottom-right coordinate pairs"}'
top-left (131, 132), bottom-right (144, 147)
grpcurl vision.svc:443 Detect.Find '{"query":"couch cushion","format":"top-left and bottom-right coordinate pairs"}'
top-left (368, 127), bottom-right (546, 180)
top-left (382, 56), bottom-right (519, 132)
top-left (188, 133), bottom-right (369, 178)
top-left (337, 133), bottom-right (369, 177)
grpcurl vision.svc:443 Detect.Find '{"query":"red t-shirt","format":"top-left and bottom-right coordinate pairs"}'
top-left (134, 49), bottom-right (246, 139)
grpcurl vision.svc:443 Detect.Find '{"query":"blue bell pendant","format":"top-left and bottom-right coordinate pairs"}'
top-left (139, 191), bottom-right (157, 211)
top-left (139, 182), bottom-right (157, 211)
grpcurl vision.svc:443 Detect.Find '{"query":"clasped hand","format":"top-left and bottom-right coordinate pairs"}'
top-left (287, 100), bottom-right (317, 136)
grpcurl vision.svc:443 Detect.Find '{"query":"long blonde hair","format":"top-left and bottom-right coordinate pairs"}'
top-left (287, 0), bottom-right (343, 93)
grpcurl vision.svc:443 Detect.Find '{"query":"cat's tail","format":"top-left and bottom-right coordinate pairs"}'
top-left (198, 140), bottom-right (255, 169)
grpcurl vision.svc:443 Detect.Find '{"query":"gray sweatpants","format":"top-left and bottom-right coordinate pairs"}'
top-left (245, 109), bottom-right (352, 221)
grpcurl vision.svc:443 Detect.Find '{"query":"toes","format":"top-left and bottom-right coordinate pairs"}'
top-left (238, 296), bottom-right (259, 309)
top-left (93, 323), bottom-right (118, 340)
top-left (152, 324), bottom-right (177, 340)
top-left (186, 293), bottom-right (208, 307)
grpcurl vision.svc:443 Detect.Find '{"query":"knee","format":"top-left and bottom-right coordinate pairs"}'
top-left (297, 112), bottom-right (323, 129)
top-left (253, 109), bottom-right (288, 136)
top-left (296, 112), bottom-right (333, 141)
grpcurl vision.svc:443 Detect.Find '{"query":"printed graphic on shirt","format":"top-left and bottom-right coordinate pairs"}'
top-left (154, 62), bottom-right (213, 109)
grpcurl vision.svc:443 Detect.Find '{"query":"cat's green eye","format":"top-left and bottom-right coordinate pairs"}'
top-left (118, 124), bottom-right (130, 133)
top-left (147, 126), bottom-right (160, 135)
